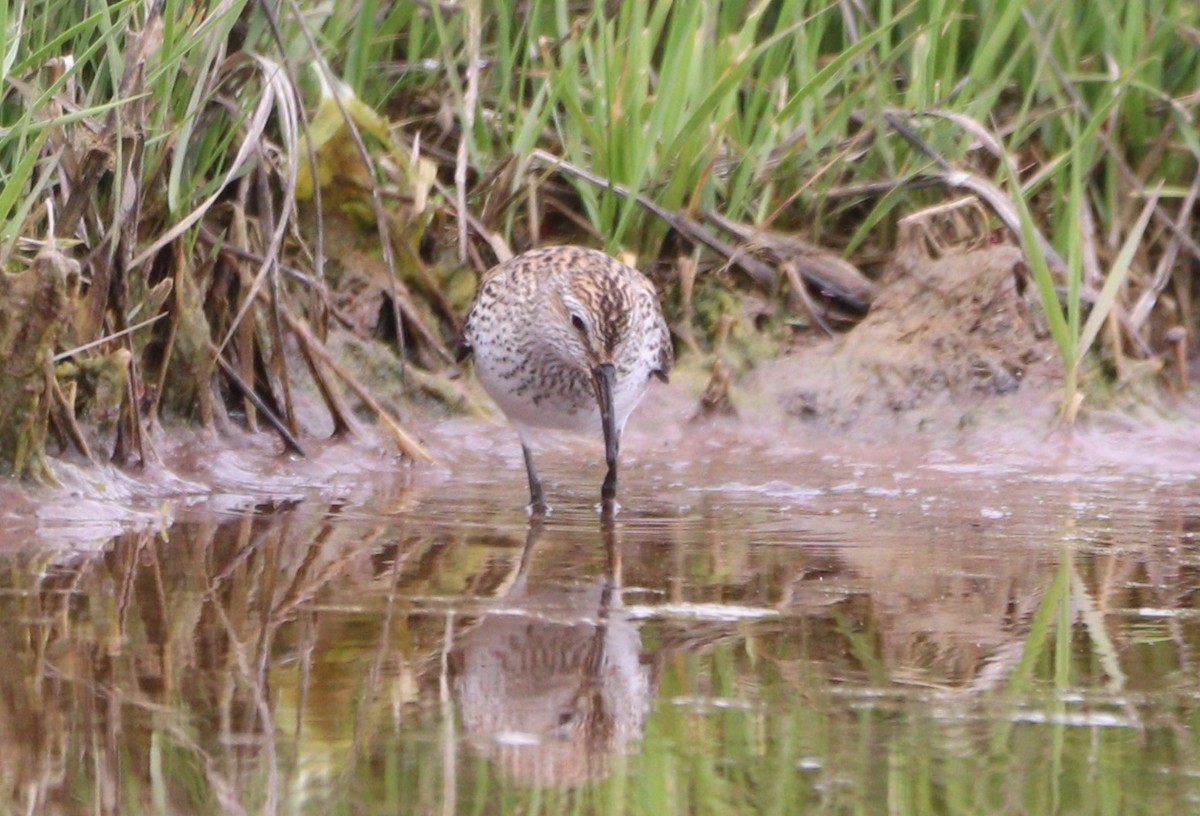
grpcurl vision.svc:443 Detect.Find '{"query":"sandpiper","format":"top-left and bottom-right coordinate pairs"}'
top-left (457, 245), bottom-right (673, 515)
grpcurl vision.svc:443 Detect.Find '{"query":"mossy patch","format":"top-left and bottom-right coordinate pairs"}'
top-left (0, 250), bottom-right (81, 481)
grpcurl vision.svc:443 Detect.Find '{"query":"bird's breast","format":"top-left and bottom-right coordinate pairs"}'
top-left (472, 340), bottom-right (657, 435)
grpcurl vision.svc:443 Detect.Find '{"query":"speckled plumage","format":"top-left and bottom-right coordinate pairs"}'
top-left (458, 245), bottom-right (672, 513)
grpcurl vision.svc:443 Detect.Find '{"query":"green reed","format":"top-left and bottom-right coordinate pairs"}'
top-left (425, 0), bottom-right (1195, 403)
top-left (2, 0), bottom-right (1198, 462)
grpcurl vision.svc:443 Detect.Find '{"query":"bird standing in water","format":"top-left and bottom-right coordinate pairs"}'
top-left (458, 246), bottom-right (673, 515)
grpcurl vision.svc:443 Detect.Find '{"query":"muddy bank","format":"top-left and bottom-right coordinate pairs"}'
top-left (775, 243), bottom-right (1056, 433)
top-left (637, 239), bottom-right (1199, 480)
top-left (4, 241), bottom-right (1199, 547)
top-left (0, 424), bottom-right (422, 550)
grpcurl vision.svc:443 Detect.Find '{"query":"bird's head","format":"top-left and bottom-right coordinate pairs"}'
top-left (557, 278), bottom-right (633, 479)
top-left (557, 276), bottom-right (631, 370)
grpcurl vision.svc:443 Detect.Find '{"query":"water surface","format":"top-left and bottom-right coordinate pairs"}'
top-left (3, 422), bottom-right (1199, 814)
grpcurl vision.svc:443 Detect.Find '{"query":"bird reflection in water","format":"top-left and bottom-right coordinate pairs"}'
top-left (449, 519), bottom-right (649, 787)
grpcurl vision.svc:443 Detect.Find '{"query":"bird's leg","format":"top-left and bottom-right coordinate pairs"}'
top-left (600, 432), bottom-right (619, 512)
top-left (519, 433), bottom-right (549, 516)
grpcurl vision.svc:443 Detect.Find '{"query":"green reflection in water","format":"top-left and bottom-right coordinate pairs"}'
top-left (0, 479), bottom-right (1198, 815)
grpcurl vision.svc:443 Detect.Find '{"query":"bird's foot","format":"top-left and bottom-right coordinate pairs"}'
top-left (527, 500), bottom-right (552, 517)
top-left (596, 498), bottom-right (621, 519)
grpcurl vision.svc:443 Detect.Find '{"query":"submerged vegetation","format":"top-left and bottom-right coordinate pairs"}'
top-left (0, 0), bottom-right (1198, 475)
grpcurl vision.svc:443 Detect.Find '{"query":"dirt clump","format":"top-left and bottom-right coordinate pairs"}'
top-left (777, 241), bottom-right (1056, 432)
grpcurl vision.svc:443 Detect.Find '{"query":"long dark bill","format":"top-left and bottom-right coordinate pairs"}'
top-left (592, 362), bottom-right (619, 508)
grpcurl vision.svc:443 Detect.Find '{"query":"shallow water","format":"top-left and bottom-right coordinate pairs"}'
top-left (3, 421), bottom-right (1200, 815)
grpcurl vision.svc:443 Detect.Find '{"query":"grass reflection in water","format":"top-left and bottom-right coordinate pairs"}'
top-left (1, 475), bottom-right (1199, 815)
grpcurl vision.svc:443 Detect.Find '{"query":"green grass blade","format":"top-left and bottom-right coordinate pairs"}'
top-left (1075, 185), bottom-right (1159, 359)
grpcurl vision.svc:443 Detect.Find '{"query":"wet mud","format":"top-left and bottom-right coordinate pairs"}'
top-left (778, 243), bottom-right (1056, 432)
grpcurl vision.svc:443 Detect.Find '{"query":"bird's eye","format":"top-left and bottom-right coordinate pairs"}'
top-left (570, 313), bottom-right (588, 334)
